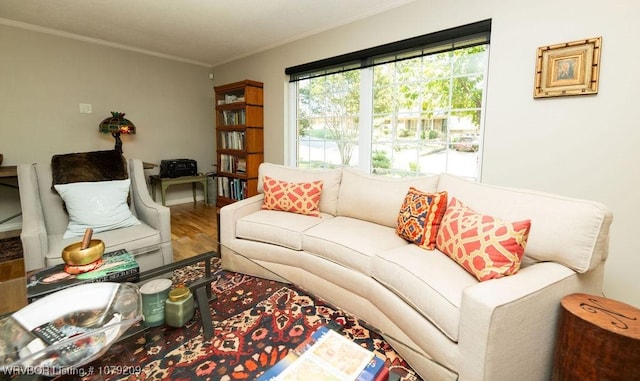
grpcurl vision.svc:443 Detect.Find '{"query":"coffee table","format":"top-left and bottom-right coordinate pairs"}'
top-left (1, 247), bottom-right (220, 380)
top-left (21, 244), bottom-right (219, 339)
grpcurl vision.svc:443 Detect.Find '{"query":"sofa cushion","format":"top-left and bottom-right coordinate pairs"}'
top-left (262, 176), bottom-right (323, 217)
top-left (396, 188), bottom-right (448, 250)
top-left (54, 179), bottom-right (141, 239)
top-left (436, 197), bottom-right (531, 281)
top-left (337, 168), bottom-right (439, 228)
top-left (237, 210), bottom-right (331, 250)
top-left (258, 163), bottom-right (342, 215)
top-left (372, 244), bottom-right (478, 342)
top-left (436, 173), bottom-right (613, 273)
top-left (303, 216), bottom-right (409, 275)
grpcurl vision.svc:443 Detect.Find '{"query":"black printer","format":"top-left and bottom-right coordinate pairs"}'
top-left (160, 159), bottom-right (197, 178)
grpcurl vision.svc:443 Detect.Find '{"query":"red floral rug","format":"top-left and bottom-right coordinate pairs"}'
top-left (55, 259), bottom-right (422, 381)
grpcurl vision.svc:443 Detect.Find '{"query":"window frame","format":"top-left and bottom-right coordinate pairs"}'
top-left (286, 20), bottom-right (491, 180)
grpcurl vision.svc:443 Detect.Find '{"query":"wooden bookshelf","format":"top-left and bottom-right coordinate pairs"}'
top-left (214, 80), bottom-right (264, 207)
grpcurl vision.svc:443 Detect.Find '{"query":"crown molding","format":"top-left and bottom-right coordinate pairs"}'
top-left (0, 17), bottom-right (212, 68)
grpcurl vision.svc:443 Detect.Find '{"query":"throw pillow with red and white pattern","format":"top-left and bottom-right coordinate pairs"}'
top-left (436, 197), bottom-right (531, 281)
top-left (262, 176), bottom-right (324, 217)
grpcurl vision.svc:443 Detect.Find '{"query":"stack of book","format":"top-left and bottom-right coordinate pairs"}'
top-left (26, 249), bottom-right (139, 303)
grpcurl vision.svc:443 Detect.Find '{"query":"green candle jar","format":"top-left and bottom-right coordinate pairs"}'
top-left (140, 279), bottom-right (172, 327)
top-left (165, 284), bottom-right (194, 327)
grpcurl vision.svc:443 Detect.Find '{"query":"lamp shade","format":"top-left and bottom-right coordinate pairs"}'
top-left (98, 112), bottom-right (136, 135)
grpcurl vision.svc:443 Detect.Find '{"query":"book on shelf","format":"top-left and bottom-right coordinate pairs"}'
top-left (219, 131), bottom-right (245, 150)
top-left (217, 176), bottom-right (247, 201)
top-left (26, 249), bottom-right (140, 303)
top-left (219, 154), bottom-right (246, 174)
top-left (222, 94), bottom-right (245, 104)
top-left (257, 325), bottom-right (388, 381)
top-left (222, 109), bottom-right (246, 125)
top-left (236, 158), bottom-right (246, 173)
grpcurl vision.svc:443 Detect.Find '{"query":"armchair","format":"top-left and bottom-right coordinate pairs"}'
top-left (18, 156), bottom-right (173, 272)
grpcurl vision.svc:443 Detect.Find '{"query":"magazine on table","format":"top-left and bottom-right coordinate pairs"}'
top-left (27, 249), bottom-right (139, 302)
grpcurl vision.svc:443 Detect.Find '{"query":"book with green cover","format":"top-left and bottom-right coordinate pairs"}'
top-left (26, 249), bottom-right (139, 302)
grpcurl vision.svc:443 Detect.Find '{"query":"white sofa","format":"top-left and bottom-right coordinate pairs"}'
top-left (220, 163), bottom-right (613, 381)
top-left (18, 158), bottom-right (173, 272)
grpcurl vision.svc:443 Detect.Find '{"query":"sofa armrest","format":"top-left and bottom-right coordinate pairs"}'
top-left (457, 262), bottom-right (601, 381)
top-left (219, 194), bottom-right (265, 246)
top-left (17, 164), bottom-right (49, 271)
top-left (128, 159), bottom-right (171, 243)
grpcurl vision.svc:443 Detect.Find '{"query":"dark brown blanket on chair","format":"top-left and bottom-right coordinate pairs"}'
top-left (51, 150), bottom-right (128, 187)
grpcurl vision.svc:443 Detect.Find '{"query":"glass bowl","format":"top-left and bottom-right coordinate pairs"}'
top-left (0, 282), bottom-right (142, 375)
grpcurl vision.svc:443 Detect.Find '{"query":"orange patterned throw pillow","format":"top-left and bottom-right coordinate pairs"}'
top-left (435, 197), bottom-right (531, 281)
top-left (262, 176), bottom-right (324, 217)
top-left (396, 188), bottom-right (448, 250)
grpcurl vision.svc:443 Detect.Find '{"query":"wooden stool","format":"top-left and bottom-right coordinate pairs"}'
top-left (552, 293), bottom-right (640, 380)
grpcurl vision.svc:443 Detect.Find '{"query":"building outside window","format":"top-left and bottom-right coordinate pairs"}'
top-left (287, 20), bottom-right (490, 181)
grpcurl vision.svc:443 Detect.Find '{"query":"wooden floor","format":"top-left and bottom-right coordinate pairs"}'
top-left (169, 201), bottom-right (218, 261)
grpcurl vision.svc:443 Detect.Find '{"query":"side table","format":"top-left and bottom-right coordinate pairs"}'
top-left (552, 293), bottom-right (640, 380)
top-left (0, 258), bottom-right (27, 315)
top-left (149, 174), bottom-right (208, 206)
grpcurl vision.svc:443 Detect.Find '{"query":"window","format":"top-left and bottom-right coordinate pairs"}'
top-left (287, 20), bottom-right (490, 181)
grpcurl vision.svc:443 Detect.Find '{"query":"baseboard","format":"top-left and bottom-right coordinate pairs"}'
top-left (0, 228), bottom-right (21, 239)
top-left (0, 215), bottom-right (22, 234)
top-left (164, 196), bottom-right (207, 206)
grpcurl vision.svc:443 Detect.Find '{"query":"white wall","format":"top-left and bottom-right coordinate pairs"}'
top-left (0, 24), bottom-right (216, 213)
top-left (211, 0), bottom-right (640, 307)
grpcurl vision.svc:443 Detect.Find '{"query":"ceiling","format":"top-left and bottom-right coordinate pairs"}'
top-left (0, 0), bottom-right (415, 67)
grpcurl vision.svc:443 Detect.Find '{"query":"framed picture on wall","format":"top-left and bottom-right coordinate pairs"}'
top-left (533, 37), bottom-right (602, 98)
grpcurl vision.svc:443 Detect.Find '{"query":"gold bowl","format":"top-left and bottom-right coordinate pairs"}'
top-left (61, 239), bottom-right (105, 266)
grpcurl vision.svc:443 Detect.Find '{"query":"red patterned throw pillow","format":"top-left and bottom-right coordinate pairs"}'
top-left (262, 176), bottom-right (324, 217)
top-left (435, 197), bottom-right (531, 281)
top-left (396, 188), bottom-right (448, 250)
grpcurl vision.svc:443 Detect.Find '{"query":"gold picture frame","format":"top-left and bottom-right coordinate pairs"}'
top-left (534, 37), bottom-right (601, 98)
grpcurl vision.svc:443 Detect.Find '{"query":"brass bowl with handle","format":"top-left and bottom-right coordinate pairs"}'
top-left (61, 228), bottom-right (105, 266)
top-left (62, 240), bottom-right (105, 265)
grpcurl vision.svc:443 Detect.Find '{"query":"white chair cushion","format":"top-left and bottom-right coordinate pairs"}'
top-left (45, 223), bottom-right (161, 266)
